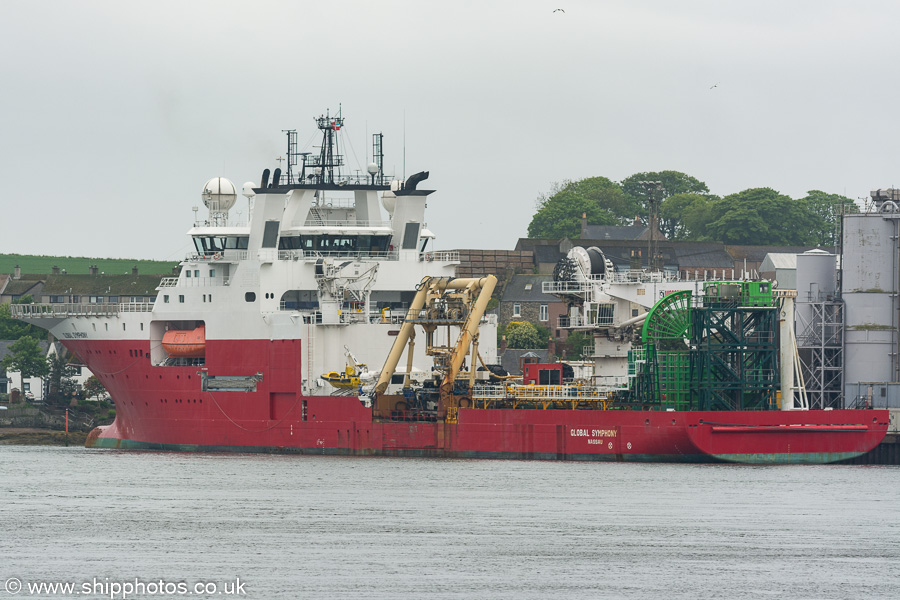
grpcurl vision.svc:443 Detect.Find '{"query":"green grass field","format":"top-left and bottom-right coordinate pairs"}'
top-left (0, 254), bottom-right (178, 276)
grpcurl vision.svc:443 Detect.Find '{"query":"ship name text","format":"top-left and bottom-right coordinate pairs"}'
top-left (570, 428), bottom-right (617, 438)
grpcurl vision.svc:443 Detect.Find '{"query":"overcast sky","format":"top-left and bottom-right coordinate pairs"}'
top-left (3, 0), bottom-right (900, 261)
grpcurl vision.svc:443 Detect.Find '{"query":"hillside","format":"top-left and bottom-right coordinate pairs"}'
top-left (0, 254), bottom-right (178, 276)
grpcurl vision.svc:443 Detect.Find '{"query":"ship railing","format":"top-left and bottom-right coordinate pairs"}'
top-left (158, 276), bottom-right (229, 288)
top-left (544, 270), bottom-right (749, 293)
top-left (375, 314), bottom-right (407, 324)
top-left (275, 249), bottom-right (460, 263)
top-left (404, 309), bottom-right (498, 325)
top-left (472, 383), bottom-right (616, 401)
top-left (604, 270), bottom-right (670, 283)
top-left (557, 314), bottom-right (615, 328)
top-left (472, 385), bottom-right (508, 399)
top-left (187, 251), bottom-right (249, 262)
top-left (420, 250), bottom-right (460, 262)
top-left (543, 280), bottom-right (595, 295)
top-left (10, 303), bottom-right (152, 318)
top-left (302, 219), bottom-right (392, 228)
top-left (117, 302), bottom-right (154, 313)
top-left (309, 197), bottom-right (357, 209)
top-left (191, 219), bottom-right (247, 228)
top-left (603, 270), bottom-right (745, 284)
top-left (278, 249), bottom-right (401, 261)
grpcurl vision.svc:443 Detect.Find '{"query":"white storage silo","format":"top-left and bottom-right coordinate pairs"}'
top-left (841, 191), bottom-right (900, 405)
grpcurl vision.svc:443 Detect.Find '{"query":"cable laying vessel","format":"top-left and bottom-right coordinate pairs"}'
top-left (13, 111), bottom-right (887, 463)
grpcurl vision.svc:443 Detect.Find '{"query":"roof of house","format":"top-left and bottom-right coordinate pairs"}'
top-left (499, 348), bottom-right (550, 375)
top-left (0, 274), bottom-right (8, 296)
top-left (501, 275), bottom-right (559, 303)
top-left (514, 238), bottom-right (564, 252)
top-left (0, 339), bottom-right (51, 365)
top-left (569, 239), bottom-right (679, 269)
top-left (760, 253), bottom-right (798, 271)
top-left (41, 274), bottom-right (164, 296)
top-left (669, 242), bottom-right (734, 268)
top-left (1, 276), bottom-right (45, 296)
top-left (532, 245), bottom-right (567, 266)
top-left (581, 224), bottom-right (649, 241)
top-left (726, 245), bottom-right (832, 261)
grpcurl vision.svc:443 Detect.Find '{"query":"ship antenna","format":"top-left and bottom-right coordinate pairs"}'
top-left (638, 180), bottom-right (662, 271)
top-left (313, 107), bottom-right (345, 185)
top-left (372, 132), bottom-right (385, 186)
top-left (402, 110), bottom-right (406, 183)
top-left (283, 129), bottom-right (298, 184)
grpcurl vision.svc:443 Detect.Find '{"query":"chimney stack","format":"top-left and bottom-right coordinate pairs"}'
top-left (14, 265), bottom-right (20, 279)
top-left (52, 265), bottom-right (60, 275)
top-left (89, 265), bottom-right (98, 275)
top-left (132, 265), bottom-right (139, 276)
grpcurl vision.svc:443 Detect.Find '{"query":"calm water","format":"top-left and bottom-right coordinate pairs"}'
top-left (1, 447), bottom-right (898, 599)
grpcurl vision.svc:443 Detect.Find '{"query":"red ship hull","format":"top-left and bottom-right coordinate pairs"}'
top-left (74, 339), bottom-right (888, 464)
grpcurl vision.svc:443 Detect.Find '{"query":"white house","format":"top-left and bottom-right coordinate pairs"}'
top-left (0, 339), bottom-right (50, 401)
top-left (0, 340), bottom-right (94, 402)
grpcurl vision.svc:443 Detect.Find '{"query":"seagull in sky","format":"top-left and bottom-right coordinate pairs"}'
top-left (710, 82), bottom-right (719, 89)
top-left (553, 8), bottom-right (565, 13)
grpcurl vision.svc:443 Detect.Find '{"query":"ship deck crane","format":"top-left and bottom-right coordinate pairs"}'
top-left (374, 275), bottom-right (497, 420)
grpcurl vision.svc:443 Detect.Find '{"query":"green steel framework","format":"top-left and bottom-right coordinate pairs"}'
top-left (628, 283), bottom-right (780, 411)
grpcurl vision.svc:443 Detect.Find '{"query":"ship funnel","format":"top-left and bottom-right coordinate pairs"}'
top-left (404, 171), bottom-right (429, 191)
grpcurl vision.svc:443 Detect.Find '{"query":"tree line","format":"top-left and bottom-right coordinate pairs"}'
top-left (527, 170), bottom-right (858, 246)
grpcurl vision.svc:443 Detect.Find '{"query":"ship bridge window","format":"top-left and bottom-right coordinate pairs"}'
top-left (279, 236), bottom-right (302, 250)
top-left (193, 236), bottom-right (248, 254)
top-left (291, 234), bottom-right (391, 254)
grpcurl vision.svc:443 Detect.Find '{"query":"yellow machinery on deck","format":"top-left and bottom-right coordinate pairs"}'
top-left (374, 275), bottom-right (497, 421)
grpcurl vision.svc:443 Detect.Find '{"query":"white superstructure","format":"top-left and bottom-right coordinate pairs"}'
top-left (14, 110), bottom-right (498, 395)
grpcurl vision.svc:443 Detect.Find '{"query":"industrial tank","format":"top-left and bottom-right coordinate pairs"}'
top-left (841, 191), bottom-right (900, 403)
top-left (795, 249), bottom-right (841, 408)
top-left (795, 249), bottom-right (837, 336)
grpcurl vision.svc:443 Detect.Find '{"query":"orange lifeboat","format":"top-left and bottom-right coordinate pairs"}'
top-left (162, 325), bottom-right (206, 358)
